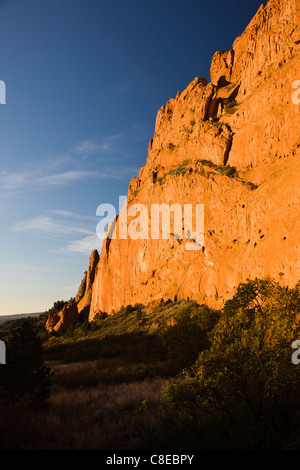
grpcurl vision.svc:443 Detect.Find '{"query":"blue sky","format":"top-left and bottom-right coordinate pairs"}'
top-left (0, 0), bottom-right (263, 315)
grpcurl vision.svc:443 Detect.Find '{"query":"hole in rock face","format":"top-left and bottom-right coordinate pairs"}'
top-left (217, 75), bottom-right (230, 87)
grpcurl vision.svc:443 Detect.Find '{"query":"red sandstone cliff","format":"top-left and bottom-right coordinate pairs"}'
top-left (49, 0), bottom-right (300, 327)
top-left (87, 0), bottom-right (300, 319)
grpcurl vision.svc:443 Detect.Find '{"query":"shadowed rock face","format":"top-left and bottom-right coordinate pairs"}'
top-left (72, 0), bottom-right (300, 320)
top-left (76, 249), bottom-right (100, 314)
top-left (46, 251), bottom-right (100, 332)
top-left (45, 311), bottom-right (60, 332)
top-left (75, 271), bottom-right (87, 303)
top-left (46, 301), bottom-right (79, 333)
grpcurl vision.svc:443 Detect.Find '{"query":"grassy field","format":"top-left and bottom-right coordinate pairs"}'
top-left (2, 279), bottom-right (299, 450)
top-left (0, 300), bottom-right (203, 450)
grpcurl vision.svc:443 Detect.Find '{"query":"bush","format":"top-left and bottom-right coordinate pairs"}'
top-left (168, 167), bottom-right (188, 176)
top-left (243, 181), bottom-right (259, 190)
top-left (162, 279), bottom-right (300, 449)
top-left (0, 319), bottom-right (52, 410)
top-left (223, 97), bottom-right (238, 114)
top-left (198, 159), bottom-right (216, 168)
top-left (167, 143), bottom-right (177, 151)
top-left (90, 311), bottom-right (109, 331)
top-left (161, 304), bottom-right (220, 369)
top-left (215, 164), bottom-right (238, 177)
top-left (135, 304), bottom-right (144, 321)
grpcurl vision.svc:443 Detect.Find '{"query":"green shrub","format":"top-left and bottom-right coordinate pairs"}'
top-left (168, 167), bottom-right (188, 176)
top-left (215, 164), bottom-right (238, 177)
top-left (135, 304), bottom-right (144, 321)
top-left (165, 160), bottom-right (191, 178)
top-left (183, 126), bottom-right (193, 134)
top-left (162, 279), bottom-right (300, 449)
top-left (211, 119), bottom-right (224, 128)
top-left (243, 181), bottom-right (259, 190)
top-left (223, 97), bottom-right (239, 114)
top-left (198, 159), bottom-right (216, 168)
top-left (161, 304), bottom-right (220, 369)
top-left (0, 319), bottom-right (52, 410)
top-left (167, 143), bottom-right (177, 151)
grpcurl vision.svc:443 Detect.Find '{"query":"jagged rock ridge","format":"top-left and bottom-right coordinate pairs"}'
top-left (46, 250), bottom-right (99, 332)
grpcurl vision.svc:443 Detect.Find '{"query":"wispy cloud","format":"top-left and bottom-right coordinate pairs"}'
top-left (47, 209), bottom-right (95, 220)
top-left (0, 131), bottom-right (141, 197)
top-left (12, 214), bottom-right (92, 238)
top-left (1, 263), bottom-right (49, 273)
top-left (38, 170), bottom-right (97, 186)
top-left (0, 164), bottom-right (137, 194)
top-left (12, 210), bottom-right (101, 255)
top-left (0, 169), bottom-right (32, 191)
top-left (60, 234), bottom-right (102, 255)
top-left (71, 134), bottom-right (125, 158)
top-left (0, 262), bottom-right (49, 282)
top-left (39, 167), bottom-right (137, 186)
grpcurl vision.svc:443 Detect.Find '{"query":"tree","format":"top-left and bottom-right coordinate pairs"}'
top-left (162, 304), bottom-right (220, 369)
top-left (162, 279), bottom-right (300, 449)
top-left (0, 318), bottom-right (52, 410)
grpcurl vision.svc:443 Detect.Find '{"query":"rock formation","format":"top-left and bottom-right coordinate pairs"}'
top-left (76, 249), bottom-right (100, 314)
top-left (75, 271), bottom-right (87, 304)
top-left (87, 0), bottom-right (300, 319)
top-left (45, 300), bottom-right (79, 333)
top-left (48, 0), bottom-right (300, 325)
top-left (46, 250), bottom-right (100, 332)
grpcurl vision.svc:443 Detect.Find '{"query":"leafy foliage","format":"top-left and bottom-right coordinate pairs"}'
top-left (215, 164), bottom-right (238, 177)
top-left (0, 319), bottom-right (52, 410)
top-left (160, 303), bottom-right (220, 368)
top-left (162, 279), bottom-right (300, 449)
top-left (223, 97), bottom-right (239, 114)
top-left (167, 142), bottom-right (178, 151)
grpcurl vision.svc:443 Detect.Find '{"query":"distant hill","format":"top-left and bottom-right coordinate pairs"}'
top-left (0, 312), bottom-right (44, 325)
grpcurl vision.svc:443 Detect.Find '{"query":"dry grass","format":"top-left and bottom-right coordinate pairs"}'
top-left (0, 367), bottom-right (166, 450)
top-left (0, 301), bottom-right (205, 450)
top-left (0, 335), bottom-right (170, 450)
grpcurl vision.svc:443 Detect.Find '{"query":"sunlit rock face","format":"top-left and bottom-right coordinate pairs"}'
top-left (85, 0), bottom-right (300, 318)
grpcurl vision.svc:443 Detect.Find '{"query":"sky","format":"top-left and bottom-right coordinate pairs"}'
top-left (0, 0), bottom-right (264, 315)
